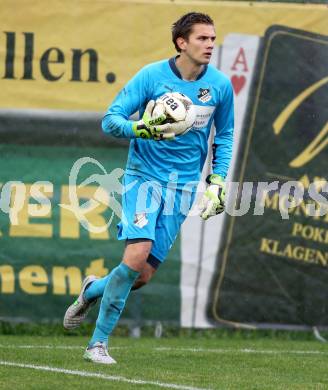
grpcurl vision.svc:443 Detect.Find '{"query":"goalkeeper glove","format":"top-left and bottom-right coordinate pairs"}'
top-left (132, 100), bottom-right (174, 140)
top-left (199, 174), bottom-right (226, 220)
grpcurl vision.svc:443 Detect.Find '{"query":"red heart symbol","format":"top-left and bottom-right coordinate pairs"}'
top-left (231, 75), bottom-right (246, 95)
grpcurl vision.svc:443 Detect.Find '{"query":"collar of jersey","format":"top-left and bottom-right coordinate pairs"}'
top-left (169, 57), bottom-right (208, 81)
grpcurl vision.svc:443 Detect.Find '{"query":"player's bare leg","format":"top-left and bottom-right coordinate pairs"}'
top-left (121, 240), bottom-right (152, 271)
top-left (132, 262), bottom-right (157, 290)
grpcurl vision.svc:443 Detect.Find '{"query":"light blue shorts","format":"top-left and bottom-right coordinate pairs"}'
top-left (117, 174), bottom-right (196, 262)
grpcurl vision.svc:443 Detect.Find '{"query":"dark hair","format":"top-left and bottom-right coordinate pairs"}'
top-left (172, 12), bottom-right (214, 52)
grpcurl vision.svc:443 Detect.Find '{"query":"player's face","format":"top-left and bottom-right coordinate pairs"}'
top-left (180, 24), bottom-right (216, 65)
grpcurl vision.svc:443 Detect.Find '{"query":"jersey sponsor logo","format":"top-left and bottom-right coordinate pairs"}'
top-left (197, 88), bottom-right (212, 103)
top-left (134, 212), bottom-right (149, 228)
top-left (193, 106), bottom-right (215, 129)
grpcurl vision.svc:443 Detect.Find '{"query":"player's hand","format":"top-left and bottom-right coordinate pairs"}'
top-left (132, 100), bottom-right (172, 140)
top-left (198, 174), bottom-right (226, 220)
top-left (153, 120), bottom-right (191, 138)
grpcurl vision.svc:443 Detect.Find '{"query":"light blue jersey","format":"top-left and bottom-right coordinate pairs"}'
top-left (102, 58), bottom-right (234, 189)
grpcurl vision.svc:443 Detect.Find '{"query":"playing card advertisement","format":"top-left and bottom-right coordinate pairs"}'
top-left (209, 25), bottom-right (328, 328)
top-left (220, 33), bottom-right (260, 147)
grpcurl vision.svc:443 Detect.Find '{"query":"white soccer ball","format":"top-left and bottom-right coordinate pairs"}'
top-left (152, 92), bottom-right (196, 136)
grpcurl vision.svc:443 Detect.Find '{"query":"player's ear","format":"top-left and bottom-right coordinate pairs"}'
top-left (176, 37), bottom-right (187, 51)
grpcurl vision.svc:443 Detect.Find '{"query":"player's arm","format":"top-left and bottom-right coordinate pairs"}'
top-left (212, 80), bottom-right (234, 179)
top-left (102, 67), bottom-right (166, 140)
top-left (199, 80), bottom-right (234, 220)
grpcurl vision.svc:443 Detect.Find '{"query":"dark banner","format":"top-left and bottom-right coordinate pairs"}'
top-left (210, 26), bottom-right (328, 328)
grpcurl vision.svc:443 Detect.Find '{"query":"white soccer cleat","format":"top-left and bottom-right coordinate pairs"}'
top-left (63, 275), bottom-right (98, 330)
top-left (83, 342), bottom-right (117, 364)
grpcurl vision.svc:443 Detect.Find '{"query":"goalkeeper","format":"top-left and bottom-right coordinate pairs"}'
top-left (64, 12), bottom-right (234, 364)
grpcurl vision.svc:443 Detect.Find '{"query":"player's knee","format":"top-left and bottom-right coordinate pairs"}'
top-left (127, 241), bottom-right (152, 262)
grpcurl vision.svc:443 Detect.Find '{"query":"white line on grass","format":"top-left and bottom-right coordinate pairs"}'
top-left (1, 344), bottom-right (328, 356)
top-left (0, 344), bottom-right (126, 350)
top-left (155, 347), bottom-right (328, 355)
top-left (0, 360), bottom-right (209, 390)
top-left (0, 344), bottom-right (83, 350)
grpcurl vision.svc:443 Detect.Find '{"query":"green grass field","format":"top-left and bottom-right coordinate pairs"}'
top-left (1, 335), bottom-right (328, 389)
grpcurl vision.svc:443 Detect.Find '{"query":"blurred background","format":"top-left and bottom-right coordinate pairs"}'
top-left (0, 0), bottom-right (327, 338)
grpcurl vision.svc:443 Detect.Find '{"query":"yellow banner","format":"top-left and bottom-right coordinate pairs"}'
top-left (0, 0), bottom-right (327, 111)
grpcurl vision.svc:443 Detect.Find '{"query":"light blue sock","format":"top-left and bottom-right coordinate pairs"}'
top-left (84, 274), bottom-right (111, 301)
top-left (89, 262), bottom-right (139, 347)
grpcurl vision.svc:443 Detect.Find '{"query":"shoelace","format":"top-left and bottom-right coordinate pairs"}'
top-left (97, 345), bottom-right (108, 357)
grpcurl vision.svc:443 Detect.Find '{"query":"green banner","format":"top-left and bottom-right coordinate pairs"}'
top-left (0, 116), bottom-right (181, 323)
